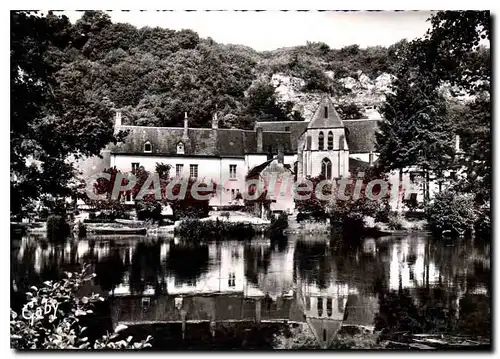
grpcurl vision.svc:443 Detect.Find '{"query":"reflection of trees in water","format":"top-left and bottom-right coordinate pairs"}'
top-left (12, 237), bottom-right (86, 310)
top-left (270, 236), bottom-right (288, 253)
top-left (376, 236), bottom-right (491, 338)
top-left (333, 245), bottom-right (387, 296)
top-left (95, 244), bottom-right (127, 293)
top-left (428, 237), bottom-right (491, 293)
top-left (293, 241), bottom-right (331, 289)
top-left (130, 241), bottom-right (165, 295)
top-left (165, 241), bottom-right (209, 287)
top-left (243, 245), bottom-right (272, 286)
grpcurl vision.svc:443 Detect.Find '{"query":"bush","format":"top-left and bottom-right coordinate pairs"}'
top-left (38, 208), bottom-right (50, 221)
top-left (46, 215), bottom-right (70, 242)
top-left (475, 209), bottom-right (491, 238)
top-left (10, 265), bottom-right (152, 350)
top-left (426, 190), bottom-right (478, 236)
top-left (387, 215), bottom-right (404, 230)
top-left (296, 211), bottom-right (328, 223)
top-left (77, 222), bottom-right (87, 238)
top-left (171, 201), bottom-right (210, 220)
top-left (175, 219), bottom-right (256, 242)
top-left (135, 201), bottom-right (162, 222)
top-left (267, 212), bottom-right (288, 239)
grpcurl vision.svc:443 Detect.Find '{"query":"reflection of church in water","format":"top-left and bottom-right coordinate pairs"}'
top-left (15, 234), bottom-right (488, 348)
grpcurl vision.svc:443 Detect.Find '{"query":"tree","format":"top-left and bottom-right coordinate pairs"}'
top-left (376, 62), bottom-right (455, 177)
top-left (11, 11), bottom-right (125, 217)
top-left (336, 102), bottom-right (365, 119)
top-left (241, 80), bottom-right (292, 126)
top-left (416, 11), bottom-right (491, 205)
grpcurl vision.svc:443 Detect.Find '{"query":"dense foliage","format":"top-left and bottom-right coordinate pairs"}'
top-left (89, 165), bottom-right (215, 220)
top-left (294, 169), bottom-right (390, 229)
top-left (174, 219), bottom-right (256, 241)
top-left (46, 215), bottom-right (70, 242)
top-left (375, 10), bottom-right (490, 232)
top-left (426, 190), bottom-right (478, 236)
top-left (10, 265), bottom-right (152, 350)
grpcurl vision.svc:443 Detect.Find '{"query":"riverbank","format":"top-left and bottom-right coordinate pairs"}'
top-left (21, 210), bottom-right (271, 238)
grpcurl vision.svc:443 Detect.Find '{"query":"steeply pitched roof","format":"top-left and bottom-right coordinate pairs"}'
top-left (344, 119), bottom-right (380, 153)
top-left (247, 157), bottom-right (275, 178)
top-left (308, 94), bottom-right (344, 129)
top-left (109, 125), bottom-right (292, 157)
top-left (306, 318), bottom-right (343, 349)
top-left (254, 121), bottom-right (308, 152)
top-left (342, 295), bottom-right (379, 327)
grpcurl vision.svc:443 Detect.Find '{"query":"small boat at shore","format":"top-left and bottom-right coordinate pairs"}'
top-left (114, 219), bottom-right (145, 226)
top-left (90, 227), bottom-right (147, 235)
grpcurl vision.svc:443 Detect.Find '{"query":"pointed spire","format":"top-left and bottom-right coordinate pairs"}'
top-left (308, 94), bottom-right (343, 129)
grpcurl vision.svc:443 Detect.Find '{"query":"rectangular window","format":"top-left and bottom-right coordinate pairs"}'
top-left (131, 162), bottom-right (140, 172)
top-left (125, 191), bottom-right (131, 202)
top-left (324, 106), bottom-right (328, 118)
top-left (231, 189), bottom-right (235, 199)
top-left (176, 164), bottom-right (183, 177)
top-left (285, 126), bottom-right (290, 132)
top-left (190, 164), bottom-right (198, 179)
top-left (229, 164), bottom-right (237, 179)
top-left (228, 273), bottom-right (236, 287)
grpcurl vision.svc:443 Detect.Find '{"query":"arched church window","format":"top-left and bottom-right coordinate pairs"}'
top-left (317, 297), bottom-right (323, 317)
top-left (339, 135), bottom-right (345, 150)
top-left (318, 131), bottom-right (324, 150)
top-left (327, 131), bottom-right (334, 150)
top-left (327, 298), bottom-right (332, 317)
top-left (144, 141), bottom-right (152, 153)
top-left (177, 142), bottom-right (185, 154)
top-left (321, 158), bottom-right (332, 179)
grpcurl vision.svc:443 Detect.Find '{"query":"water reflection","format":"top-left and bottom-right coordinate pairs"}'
top-left (12, 233), bottom-right (491, 347)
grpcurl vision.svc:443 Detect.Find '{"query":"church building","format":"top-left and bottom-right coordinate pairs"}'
top-left (78, 94), bottom-right (380, 208)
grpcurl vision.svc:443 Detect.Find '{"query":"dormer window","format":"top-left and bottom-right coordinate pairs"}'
top-left (143, 141), bottom-right (152, 153)
top-left (177, 142), bottom-right (185, 155)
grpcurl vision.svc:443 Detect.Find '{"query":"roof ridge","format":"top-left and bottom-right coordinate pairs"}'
top-left (343, 118), bottom-right (381, 122)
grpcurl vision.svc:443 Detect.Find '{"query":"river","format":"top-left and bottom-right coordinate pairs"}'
top-left (11, 233), bottom-right (491, 349)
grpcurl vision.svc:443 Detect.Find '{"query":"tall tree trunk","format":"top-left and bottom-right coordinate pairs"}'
top-left (425, 169), bottom-right (430, 204)
top-left (397, 168), bottom-right (403, 212)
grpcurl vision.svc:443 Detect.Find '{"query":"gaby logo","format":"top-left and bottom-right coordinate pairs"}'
top-left (22, 299), bottom-right (60, 326)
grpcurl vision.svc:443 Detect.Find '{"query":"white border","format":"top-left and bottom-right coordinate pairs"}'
top-left (2, 1), bottom-right (497, 358)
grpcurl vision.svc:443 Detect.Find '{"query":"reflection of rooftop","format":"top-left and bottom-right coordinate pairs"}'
top-left (111, 293), bottom-right (305, 328)
top-left (342, 294), bottom-right (378, 330)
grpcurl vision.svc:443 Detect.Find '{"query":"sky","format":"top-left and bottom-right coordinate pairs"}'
top-left (57, 10), bottom-right (434, 51)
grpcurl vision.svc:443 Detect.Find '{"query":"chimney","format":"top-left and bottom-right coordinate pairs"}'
top-left (212, 111), bottom-right (219, 129)
top-left (183, 112), bottom-right (189, 141)
top-left (455, 134), bottom-right (460, 153)
top-left (114, 111), bottom-right (122, 133)
top-left (369, 152), bottom-right (374, 167)
top-left (256, 127), bottom-right (263, 153)
top-left (212, 112), bottom-right (219, 152)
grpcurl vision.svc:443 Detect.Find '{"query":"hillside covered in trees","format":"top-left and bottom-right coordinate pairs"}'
top-left (19, 11), bottom-right (411, 130)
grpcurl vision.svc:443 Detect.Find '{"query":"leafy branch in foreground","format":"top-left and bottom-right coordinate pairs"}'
top-left (10, 264), bottom-right (152, 350)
